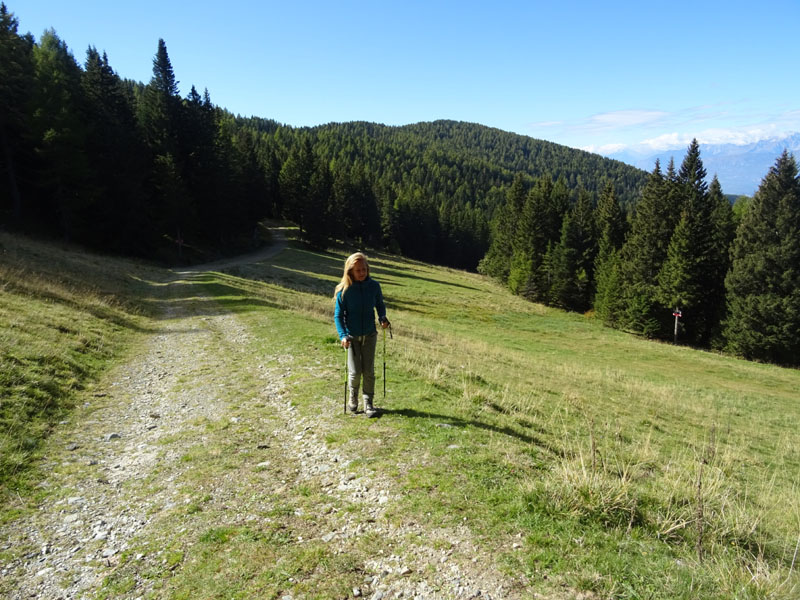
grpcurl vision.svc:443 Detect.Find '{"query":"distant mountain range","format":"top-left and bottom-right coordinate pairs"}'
top-left (603, 133), bottom-right (800, 197)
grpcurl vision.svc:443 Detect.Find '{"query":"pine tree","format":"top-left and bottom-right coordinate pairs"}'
top-left (548, 212), bottom-right (581, 310)
top-left (350, 163), bottom-right (380, 248)
top-left (0, 3), bottom-right (35, 226)
top-left (279, 137), bottom-right (315, 229)
top-left (82, 47), bottom-right (148, 252)
top-left (30, 29), bottom-right (91, 241)
top-left (724, 151), bottom-right (800, 365)
top-left (331, 161), bottom-right (359, 241)
top-left (706, 176), bottom-right (735, 344)
top-left (138, 38), bottom-right (180, 156)
top-left (593, 182), bottom-right (626, 324)
top-left (619, 161), bottom-right (670, 336)
top-left (678, 139), bottom-right (707, 200)
top-left (668, 139), bottom-right (716, 344)
top-left (594, 182), bottom-right (625, 258)
top-left (508, 175), bottom-right (551, 298)
top-left (379, 191), bottom-right (400, 252)
top-left (546, 189), bottom-right (595, 311)
top-left (571, 187), bottom-right (597, 303)
top-left (593, 249), bottom-right (624, 326)
top-left (478, 173), bottom-right (526, 282)
top-left (655, 211), bottom-right (697, 327)
top-left (303, 160), bottom-right (332, 248)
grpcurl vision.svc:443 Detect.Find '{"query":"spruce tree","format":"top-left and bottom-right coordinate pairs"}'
top-left (478, 173), bottom-right (526, 282)
top-left (138, 38), bottom-right (180, 156)
top-left (547, 189), bottom-right (595, 312)
top-left (547, 212), bottom-right (581, 310)
top-left (594, 182), bottom-right (625, 257)
top-left (0, 3), bottom-right (34, 226)
top-left (724, 151), bottom-right (800, 365)
top-left (82, 47), bottom-right (147, 252)
top-left (303, 160), bottom-right (333, 248)
top-left (655, 211), bottom-right (697, 330)
top-left (619, 161), bottom-right (670, 336)
top-left (667, 139), bottom-right (717, 344)
top-left (593, 182), bottom-right (626, 324)
top-left (279, 137), bottom-right (315, 229)
top-left (30, 29), bottom-right (91, 241)
top-left (331, 162), bottom-right (359, 241)
top-left (706, 176), bottom-right (735, 344)
top-left (571, 187), bottom-right (597, 301)
top-left (508, 175), bottom-right (553, 298)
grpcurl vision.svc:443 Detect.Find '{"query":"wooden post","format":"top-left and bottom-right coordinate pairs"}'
top-left (673, 307), bottom-right (681, 344)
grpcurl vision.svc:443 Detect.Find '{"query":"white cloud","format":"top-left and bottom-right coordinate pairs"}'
top-left (527, 120), bottom-right (563, 129)
top-left (582, 142), bottom-right (627, 154)
top-left (588, 109), bottom-right (669, 129)
top-left (527, 103), bottom-right (800, 155)
top-left (639, 132), bottom-right (693, 151)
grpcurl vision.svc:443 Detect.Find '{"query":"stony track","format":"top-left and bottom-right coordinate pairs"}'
top-left (2, 239), bottom-right (528, 600)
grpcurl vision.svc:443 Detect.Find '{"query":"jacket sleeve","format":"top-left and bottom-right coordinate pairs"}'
top-left (334, 291), bottom-right (348, 339)
top-left (374, 282), bottom-right (387, 321)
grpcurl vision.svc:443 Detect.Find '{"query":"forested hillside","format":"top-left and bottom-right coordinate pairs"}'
top-left (0, 4), bottom-right (646, 269)
top-left (2, 2), bottom-right (798, 366)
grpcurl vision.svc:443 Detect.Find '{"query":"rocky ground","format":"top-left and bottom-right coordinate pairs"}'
top-left (1, 242), bottom-right (529, 600)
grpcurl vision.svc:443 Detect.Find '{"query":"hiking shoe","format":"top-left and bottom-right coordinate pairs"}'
top-left (348, 399), bottom-right (359, 413)
top-left (365, 401), bottom-right (378, 418)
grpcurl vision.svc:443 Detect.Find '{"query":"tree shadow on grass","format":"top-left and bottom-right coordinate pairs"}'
top-left (379, 407), bottom-right (558, 455)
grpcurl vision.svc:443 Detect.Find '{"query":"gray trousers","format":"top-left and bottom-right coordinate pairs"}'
top-left (348, 332), bottom-right (378, 402)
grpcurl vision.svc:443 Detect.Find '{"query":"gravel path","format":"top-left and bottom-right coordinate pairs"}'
top-left (1, 238), bottom-right (528, 600)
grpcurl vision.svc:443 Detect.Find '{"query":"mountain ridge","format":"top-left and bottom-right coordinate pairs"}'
top-left (604, 132), bottom-right (800, 196)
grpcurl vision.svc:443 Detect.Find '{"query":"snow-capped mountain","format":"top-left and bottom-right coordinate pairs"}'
top-left (604, 133), bottom-right (800, 196)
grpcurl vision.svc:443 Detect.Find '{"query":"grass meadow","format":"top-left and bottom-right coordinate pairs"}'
top-left (2, 228), bottom-right (799, 599)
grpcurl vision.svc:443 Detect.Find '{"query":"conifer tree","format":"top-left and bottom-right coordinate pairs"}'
top-left (546, 188), bottom-right (595, 311)
top-left (131, 39), bottom-right (200, 254)
top-left (724, 151), bottom-right (800, 365)
top-left (508, 175), bottom-right (552, 298)
top-left (138, 38), bottom-right (180, 156)
top-left (593, 182), bottom-right (626, 324)
top-left (350, 163), bottom-right (381, 248)
top-left (547, 212), bottom-right (581, 310)
top-left (303, 160), bottom-right (332, 248)
top-left (30, 29), bottom-right (91, 241)
top-left (379, 191), bottom-right (400, 252)
top-left (331, 161), bottom-right (359, 241)
top-left (594, 182), bottom-right (625, 257)
top-left (571, 187), bottom-right (597, 297)
top-left (666, 139), bottom-right (717, 344)
top-left (655, 211), bottom-right (697, 325)
top-left (279, 137), bottom-right (315, 229)
top-left (619, 161), bottom-right (670, 336)
top-left (478, 173), bottom-right (526, 282)
top-left (82, 47), bottom-right (147, 251)
top-left (0, 3), bottom-right (34, 226)
top-left (706, 175), bottom-right (735, 343)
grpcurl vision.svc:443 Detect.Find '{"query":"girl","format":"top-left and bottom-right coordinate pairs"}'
top-left (334, 252), bottom-right (390, 417)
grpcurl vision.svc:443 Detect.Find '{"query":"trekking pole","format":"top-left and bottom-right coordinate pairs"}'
top-left (383, 323), bottom-right (393, 401)
top-left (383, 327), bottom-right (386, 401)
top-left (343, 340), bottom-right (349, 415)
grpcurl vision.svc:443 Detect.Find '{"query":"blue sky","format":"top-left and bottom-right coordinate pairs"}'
top-left (11, 0), bottom-right (800, 154)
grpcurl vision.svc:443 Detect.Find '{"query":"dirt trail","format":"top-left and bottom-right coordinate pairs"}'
top-left (2, 235), bottom-right (525, 600)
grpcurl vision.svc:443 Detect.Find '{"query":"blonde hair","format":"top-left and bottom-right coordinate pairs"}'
top-left (334, 252), bottom-right (369, 299)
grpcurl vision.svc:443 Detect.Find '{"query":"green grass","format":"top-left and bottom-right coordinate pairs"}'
top-left (2, 230), bottom-right (799, 598)
top-left (0, 232), bottom-right (160, 497)
top-left (206, 241), bottom-right (800, 599)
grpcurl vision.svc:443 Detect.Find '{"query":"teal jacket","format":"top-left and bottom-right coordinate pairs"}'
top-left (334, 277), bottom-right (386, 340)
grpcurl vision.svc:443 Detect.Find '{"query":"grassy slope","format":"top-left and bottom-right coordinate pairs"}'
top-left (0, 232), bottom-right (164, 498)
top-left (2, 231), bottom-right (799, 599)
top-left (210, 244), bottom-right (800, 599)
